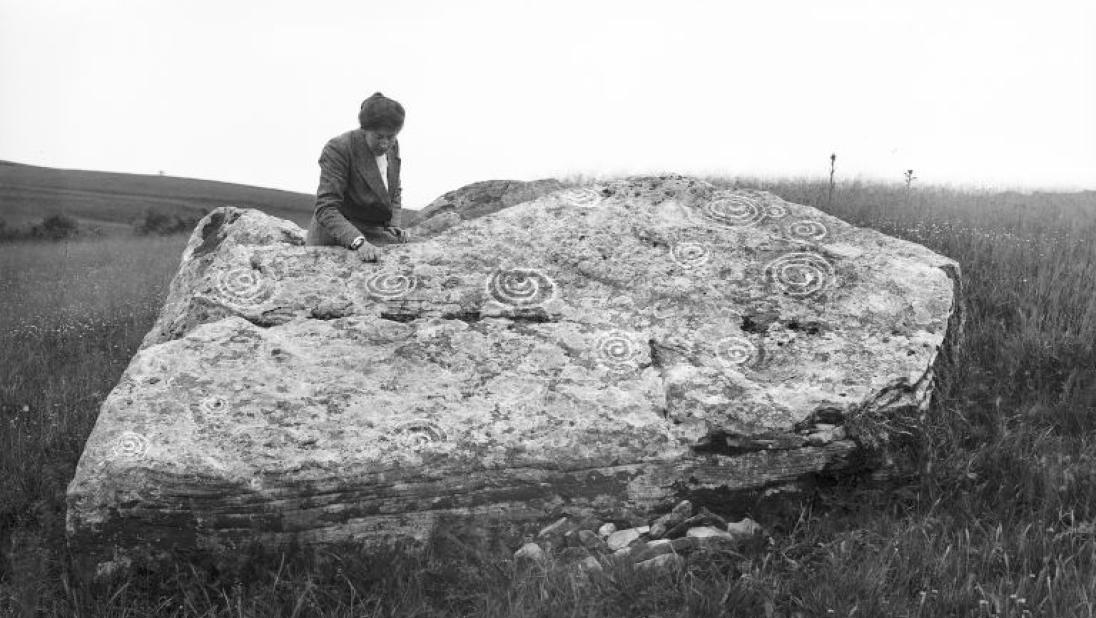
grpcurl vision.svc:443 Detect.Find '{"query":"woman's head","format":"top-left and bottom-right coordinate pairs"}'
top-left (359, 92), bottom-right (403, 156)
top-left (359, 92), bottom-right (404, 132)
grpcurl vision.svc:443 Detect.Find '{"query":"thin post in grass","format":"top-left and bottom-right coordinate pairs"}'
top-left (827, 153), bottom-right (837, 208)
top-left (903, 169), bottom-right (917, 205)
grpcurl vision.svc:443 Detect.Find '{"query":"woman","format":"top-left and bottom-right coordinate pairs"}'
top-left (306, 92), bottom-right (410, 261)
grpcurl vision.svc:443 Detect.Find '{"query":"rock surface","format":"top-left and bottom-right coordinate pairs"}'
top-left (726, 517), bottom-right (763, 538)
top-left (606, 527), bottom-right (646, 552)
top-left (635, 553), bottom-right (683, 573)
top-left (66, 175), bottom-right (960, 574)
top-left (514, 542), bottom-right (546, 563)
top-left (406, 178), bottom-right (565, 235)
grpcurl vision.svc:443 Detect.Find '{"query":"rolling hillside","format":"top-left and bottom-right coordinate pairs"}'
top-left (0, 160), bottom-right (317, 234)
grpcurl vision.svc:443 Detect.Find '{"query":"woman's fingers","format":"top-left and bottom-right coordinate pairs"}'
top-left (357, 243), bottom-right (379, 262)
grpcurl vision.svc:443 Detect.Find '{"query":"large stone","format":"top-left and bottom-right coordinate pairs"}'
top-left (66, 175), bottom-right (960, 574)
top-left (405, 178), bottom-right (565, 234)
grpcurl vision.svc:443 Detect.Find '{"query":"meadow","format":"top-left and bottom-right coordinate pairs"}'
top-left (2, 176), bottom-right (1096, 617)
top-left (0, 160), bottom-right (314, 235)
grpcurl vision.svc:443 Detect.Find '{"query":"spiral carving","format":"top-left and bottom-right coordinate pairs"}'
top-left (394, 420), bottom-right (446, 447)
top-left (764, 252), bottom-right (836, 297)
top-left (596, 330), bottom-right (640, 371)
top-left (670, 242), bottom-right (711, 269)
top-left (365, 272), bottom-right (417, 300)
top-left (767, 204), bottom-right (789, 219)
top-left (702, 195), bottom-right (765, 226)
top-left (786, 219), bottom-right (829, 242)
top-left (112, 431), bottom-right (150, 460)
top-left (561, 187), bottom-right (604, 208)
top-left (216, 267), bottom-right (275, 306)
top-left (715, 337), bottom-right (758, 367)
top-left (486, 268), bottom-right (557, 307)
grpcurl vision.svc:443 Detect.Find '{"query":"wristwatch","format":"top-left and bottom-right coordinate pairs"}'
top-left (349, 235), bottom-right (366, 250)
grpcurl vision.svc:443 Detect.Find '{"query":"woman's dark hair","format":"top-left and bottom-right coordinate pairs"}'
top-left (358, 92), bottom-right (405, 131)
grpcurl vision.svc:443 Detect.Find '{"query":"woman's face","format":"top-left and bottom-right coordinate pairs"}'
top-left (365, 129), bottom-right (399, 156)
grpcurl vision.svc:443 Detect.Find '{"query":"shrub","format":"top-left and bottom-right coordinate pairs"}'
top-left (31, 213), bottom-right (80, 241)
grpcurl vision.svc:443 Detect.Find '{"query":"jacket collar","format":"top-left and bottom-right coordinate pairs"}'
top-left (350, 129), bottom-right (393, 206)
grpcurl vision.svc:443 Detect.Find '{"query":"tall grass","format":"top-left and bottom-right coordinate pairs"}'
top-left (2, 178), bottom-right (1096, 616)
top-left (0, 235), bottom-right (187, 617)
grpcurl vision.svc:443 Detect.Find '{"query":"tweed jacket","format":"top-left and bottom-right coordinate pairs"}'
top-left (310, 128), bottom-right (402, 248)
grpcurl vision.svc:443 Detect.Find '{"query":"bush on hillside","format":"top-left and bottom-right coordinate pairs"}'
top-left (30, 213), bottom-right (80, 241)
top-left (0, 214), bottom-right (83, 242)
top-left (0, 217), bottom-right (29, 242)
top-left (36, 213), bottom-right (80, 239)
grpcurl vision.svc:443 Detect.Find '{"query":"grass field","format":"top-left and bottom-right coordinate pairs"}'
top-left (0, 160), bottom-right (315, 234)
top-left (2, 176), bottom-right (1096, 617)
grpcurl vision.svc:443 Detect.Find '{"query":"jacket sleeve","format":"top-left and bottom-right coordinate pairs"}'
top-left (314, 137), bottom-right (364, 248)
top-left (388, 142), bottom-right (403, 228)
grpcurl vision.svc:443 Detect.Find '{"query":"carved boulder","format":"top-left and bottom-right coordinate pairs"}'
top-left (66, 175), bottom-right (960, 575)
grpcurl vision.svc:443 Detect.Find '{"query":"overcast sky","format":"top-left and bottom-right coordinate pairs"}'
top-left (1, 0), bottom-right (1093, 208)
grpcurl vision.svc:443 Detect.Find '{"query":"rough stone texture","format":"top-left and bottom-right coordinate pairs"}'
top-left (649, 499), bottom-right (693, 539)
top-left (66, 174), bottom-right (960, 574)
top-left (606, 528), bottom-right (645, 552)
top-left (726, 517), bottom-right (763, 538)
top-left (514, 542), bottom-right (546, 563)
top-left (635, 553), bottom-right (683, 573)
top-left (406, 178), bottom-right (565, 235)
top-left (686, 526), bottom-right (736, 541)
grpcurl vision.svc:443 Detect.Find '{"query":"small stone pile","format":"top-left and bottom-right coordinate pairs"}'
top-left (512, 500), bottom-right (763, 574)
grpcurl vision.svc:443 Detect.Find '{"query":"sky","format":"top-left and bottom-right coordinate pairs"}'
top-left (1, 0), bottom-right (1094, 209)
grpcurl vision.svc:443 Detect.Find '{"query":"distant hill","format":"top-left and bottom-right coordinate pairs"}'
top-left (0, 160), bottom-right (316, 234)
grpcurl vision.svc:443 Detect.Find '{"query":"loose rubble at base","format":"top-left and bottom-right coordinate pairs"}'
top-left (514, 499), bottom-right (763, 575)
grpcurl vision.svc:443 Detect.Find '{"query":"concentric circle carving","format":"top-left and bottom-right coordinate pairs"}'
top-left (702, 195), bottom-right (765, 226)
top-left (670, 242), bottom-right (711, 269)
top-left (786, 219), bottom-right (828, 242)
top-left (764, 252), bottom-right (836, 297)
top-left (198, 396), bottom-right (229, 418)
top-left (111, 431), bottom-right (150, 460)
top-left (486, 268), bottom-right (557, 307)
top-left (365, 272), bottom-right (418, 300)
top-left (715, 337), bottom-right (758, 367)
top-left (216, 267), bottom-right (276, 306)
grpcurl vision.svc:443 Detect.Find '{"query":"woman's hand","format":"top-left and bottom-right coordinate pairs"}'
top-left (386, 226), bottom-right (411, 243)
top-left (355, 242), bottom-right (379, 262)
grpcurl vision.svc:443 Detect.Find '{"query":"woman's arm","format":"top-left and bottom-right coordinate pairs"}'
top-left (314, 136), bottom-right (366, 248)
top-left (389, 140), bottom-right (403, 228)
